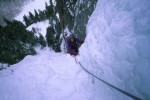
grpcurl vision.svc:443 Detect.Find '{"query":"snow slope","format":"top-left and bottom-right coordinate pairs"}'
top-left (15, 0), bottom-right (50, 22)
top-left (0, 48), bottom-right (93, 100)
top-left (1, 0), bottom-right (150, 100)
top-left (27, 20), bottom-right (49, 38)
top-left (1, 0), bottom-right (95, 100)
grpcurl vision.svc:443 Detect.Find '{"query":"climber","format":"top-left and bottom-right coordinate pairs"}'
top-left (67, 34), bottom-right (84, 56)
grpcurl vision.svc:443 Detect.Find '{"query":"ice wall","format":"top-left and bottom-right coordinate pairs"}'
top-left (80, 0), bottom-right (150, 100)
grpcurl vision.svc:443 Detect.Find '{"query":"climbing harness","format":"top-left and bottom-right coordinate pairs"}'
top-left (74, 57), bottom-right (142, 100)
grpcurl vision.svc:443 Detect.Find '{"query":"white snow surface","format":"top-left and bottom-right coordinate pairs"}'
top-left (27, 20), bottom-right (49, 38)
top-left (0, 48), bottom-right (93, 100)
top-left (80, 0), bottom-right (150, 100)
top-left (15, 0), bottom-right (50, 22)
top-left (1, 0), bottom-right (150, 100)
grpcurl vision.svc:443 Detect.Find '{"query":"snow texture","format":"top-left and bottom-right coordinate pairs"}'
top-left (27, 20), bottom-right (49, 38)
top-left (80, 0), bottom-right (150, 100)
top-left (15, 0), bottom-right (50, 22)
top-left (0, 48), bottom-right (93, 100)
top-left (0, 0), bottom-right (150, 100)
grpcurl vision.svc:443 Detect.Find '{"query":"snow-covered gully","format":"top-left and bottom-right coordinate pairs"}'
top-left (0, 48), bottom-right (93, 100)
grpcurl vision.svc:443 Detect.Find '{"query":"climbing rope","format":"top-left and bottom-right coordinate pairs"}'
top-left (74, 57), bottom-right (142, 100)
